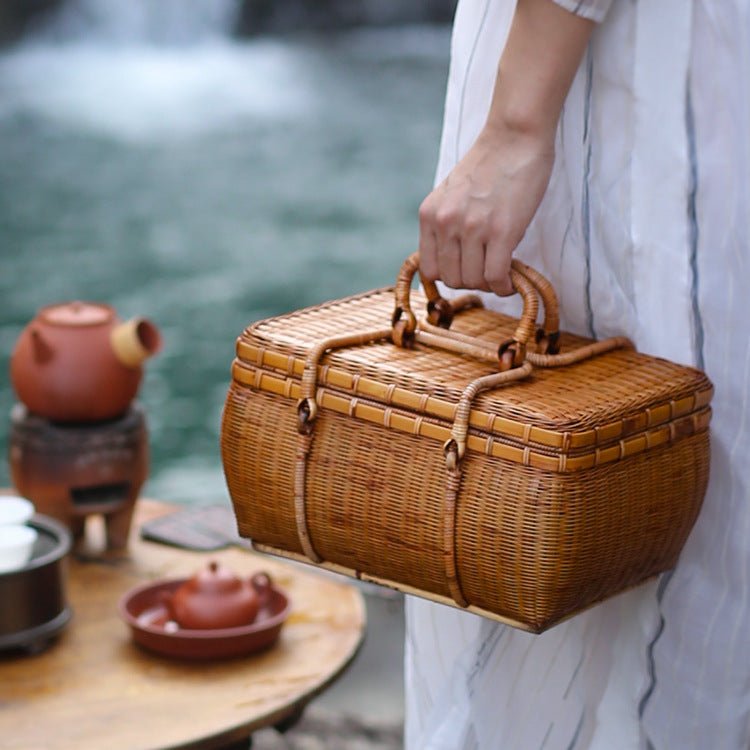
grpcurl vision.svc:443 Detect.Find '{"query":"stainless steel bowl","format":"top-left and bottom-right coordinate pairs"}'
top-left (0, 514), bottom-right (72, 654)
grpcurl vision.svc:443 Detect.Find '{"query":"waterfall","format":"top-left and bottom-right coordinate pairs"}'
top-left (33, 0), bottom-right (240, 45)
top-left (0, 0), bottom-right (452, 142)
top-left (0, 0), bottom-right (310, 142)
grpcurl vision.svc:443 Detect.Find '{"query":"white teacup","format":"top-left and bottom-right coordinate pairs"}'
top-left (0, 496), bottom-right (35, 526)
top-left (0, 524), bottom-right (38, 573)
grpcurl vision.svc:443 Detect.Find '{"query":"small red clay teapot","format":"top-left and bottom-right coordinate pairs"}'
top-left (10, 301), bottom-right (161, 423)
top-left (167, 562), bottom-right (272, 630)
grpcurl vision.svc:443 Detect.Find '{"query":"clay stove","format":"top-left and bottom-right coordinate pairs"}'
top-left (9, 404), bottom-right (148, 549)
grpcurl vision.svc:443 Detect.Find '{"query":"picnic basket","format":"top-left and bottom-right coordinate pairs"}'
top-left (221, 254), bottom-right (712, 633)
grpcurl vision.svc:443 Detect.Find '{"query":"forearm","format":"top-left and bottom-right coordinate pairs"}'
top-left (419, 0), bottom-right (597, 296)
top-left (486, 0), bottom-right (595, 141)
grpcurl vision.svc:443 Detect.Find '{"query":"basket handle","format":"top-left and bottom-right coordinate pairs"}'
top-left (392, 252), bottom-right (557, 369)
top-left (510, 259), bottom-right (560, 355)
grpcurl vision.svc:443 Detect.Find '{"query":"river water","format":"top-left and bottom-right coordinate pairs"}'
top-left (0, 11), bottom-right (451, 504)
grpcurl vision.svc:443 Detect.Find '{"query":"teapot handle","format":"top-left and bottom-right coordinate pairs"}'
top-left (251, 572), bottom-right (273, 609)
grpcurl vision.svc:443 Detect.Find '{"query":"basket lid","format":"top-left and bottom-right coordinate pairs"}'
top-left (235, 287), bottom-right (713, 466)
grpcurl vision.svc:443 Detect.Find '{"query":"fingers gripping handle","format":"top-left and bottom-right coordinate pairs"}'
top-left (392, 252), bottom-right (551, 369)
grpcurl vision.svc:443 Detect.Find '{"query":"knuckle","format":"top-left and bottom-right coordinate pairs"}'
top-left (434, 207), bottom-right (458, 233)
top-left (463, 212), bottom-right (487, 236)
top-left (418, 200), bottom-right (434, 225)
top-left (488, 218), bottom-right (515, 245)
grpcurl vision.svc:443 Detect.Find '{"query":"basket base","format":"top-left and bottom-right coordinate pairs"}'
top-left (253, 542), bottom-right (664, 634)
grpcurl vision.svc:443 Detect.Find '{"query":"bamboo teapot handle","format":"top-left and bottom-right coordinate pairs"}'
top-left (392, 252), bottom-right (560, 370)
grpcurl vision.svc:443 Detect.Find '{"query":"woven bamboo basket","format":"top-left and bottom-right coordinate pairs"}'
top-left (221, 254), bottom-right (712, 633)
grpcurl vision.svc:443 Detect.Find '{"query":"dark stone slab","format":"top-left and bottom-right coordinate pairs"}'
top-left (235, 0), bottom-right (457, 36)
top-left (0, 0), bottom-right (61, 45)
top-left (253, 709), bottom-right (403, 750)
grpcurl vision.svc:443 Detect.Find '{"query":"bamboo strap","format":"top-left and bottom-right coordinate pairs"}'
top-left (295, 327), bottom-right (392, 562)
top-left (291, 305), bottom-right (633, 594)
top-left (413, 329), bottom-right (500, 364)
top-left (418, 320), bottom-right (502, 361)
top-left (444, 364), bottom-right (535, 467)
top-left (443, 466), bottom-right (467, 607)
top-left (299, 328), bottom-right (393, 421)
top-left (526, 336), bottom-right (633, 366)
top-left (441, 365), bottom-right (534, 608)
top-left (294, 432), bottom-right (320, 562)
top-left (419, 319), bottom-right (632, 368)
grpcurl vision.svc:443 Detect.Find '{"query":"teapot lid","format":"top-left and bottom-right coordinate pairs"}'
top-left (40, 301), bottom-right (114, 327)
top-left (182, 561), bottom-right (243, 596)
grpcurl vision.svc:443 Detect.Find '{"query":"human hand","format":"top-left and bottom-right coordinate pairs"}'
top-left (418, 123), bottom-right (555, 297)
top-left (418, 0), bottom-right (594, 297)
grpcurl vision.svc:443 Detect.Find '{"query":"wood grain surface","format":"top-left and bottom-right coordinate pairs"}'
top-left (0, 499), bottom-right (366, 750)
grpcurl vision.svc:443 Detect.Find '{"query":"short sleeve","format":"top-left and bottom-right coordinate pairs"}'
top-left (551, 0), bottom-right (614, 23)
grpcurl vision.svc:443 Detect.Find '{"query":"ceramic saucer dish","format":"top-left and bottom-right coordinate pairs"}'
top-left (119, 578), bottom-right (290, 660)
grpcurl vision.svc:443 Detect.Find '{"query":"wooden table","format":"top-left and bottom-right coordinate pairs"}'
top-left (0, 500), bottom-right (366, 750)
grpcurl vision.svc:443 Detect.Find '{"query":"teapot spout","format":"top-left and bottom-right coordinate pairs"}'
top-left (110, 318), bottom-right (162, 368)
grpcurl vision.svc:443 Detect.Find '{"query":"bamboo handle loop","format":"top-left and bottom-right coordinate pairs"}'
top-left (510, 259), bottom-right (560, 355)
top-left (393, 252), bottom-right (539, 369)
top-left (393, 253), bottom-right (564, 356)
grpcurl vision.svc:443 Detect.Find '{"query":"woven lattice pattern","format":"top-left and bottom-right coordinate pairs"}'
top-left (222, 381), bottom-right (709, 631)
top-left (244, 288), bottom-right (712, 432)
top-left (222, 285), bottom-right (713, 631)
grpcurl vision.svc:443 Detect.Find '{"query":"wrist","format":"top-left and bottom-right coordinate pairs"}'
top-left (478, 111), bottom-right (556, 159)
top-left (485, 93), bottom-right (559, 143)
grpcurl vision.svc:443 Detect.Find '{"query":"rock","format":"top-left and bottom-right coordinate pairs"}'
top-left (234, 0), bottom-right (457, 36)
top-left (251, 708), bottom-right (403, 750)
top-left (0, 0), bottom-right (61, 45)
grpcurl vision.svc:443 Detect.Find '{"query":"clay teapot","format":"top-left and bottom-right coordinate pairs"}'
top-left (10, 301), bottom-right (161, 423)
top-left (167, 562), bottom-right (272, 630)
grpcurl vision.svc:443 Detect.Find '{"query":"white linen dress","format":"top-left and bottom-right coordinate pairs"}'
top-left (404, 2), bottom-right (750, 748)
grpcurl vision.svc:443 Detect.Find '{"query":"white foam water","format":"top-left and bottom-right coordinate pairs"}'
top-left (0, 40), bottom-right (312, 142)
top-left (32, 0), bottom-right (241, 45)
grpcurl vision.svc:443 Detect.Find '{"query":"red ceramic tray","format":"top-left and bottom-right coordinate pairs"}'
top-left (119, 578), bottom-right (290, 660)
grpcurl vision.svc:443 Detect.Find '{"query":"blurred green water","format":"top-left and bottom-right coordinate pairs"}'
top-left (0, 27), bottom-right (450, 504)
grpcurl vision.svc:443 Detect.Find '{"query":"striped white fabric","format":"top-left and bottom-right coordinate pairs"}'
top-left (553, 0), bottom-right (613, 23)
top-left (405, 1), bottom-right (750, 748)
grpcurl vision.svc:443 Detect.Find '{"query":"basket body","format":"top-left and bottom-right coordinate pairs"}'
top-left (221, 288), bottom-right (712, 633)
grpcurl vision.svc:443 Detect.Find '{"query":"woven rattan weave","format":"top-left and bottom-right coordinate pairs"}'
top-left (221, 256), bottom-right (712, 632)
